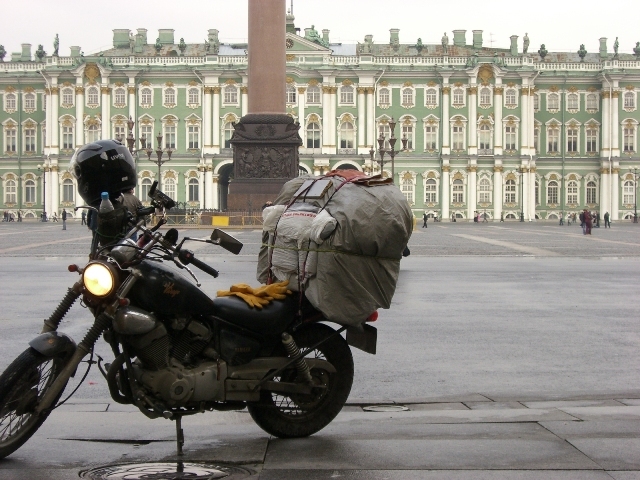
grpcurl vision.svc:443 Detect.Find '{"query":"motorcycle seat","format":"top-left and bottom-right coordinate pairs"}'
top-left (212, 294), bottom-right (298, 335)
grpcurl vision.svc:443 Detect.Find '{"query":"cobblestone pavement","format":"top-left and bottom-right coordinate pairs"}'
top-left (0, 219), bottom-right (638, 258)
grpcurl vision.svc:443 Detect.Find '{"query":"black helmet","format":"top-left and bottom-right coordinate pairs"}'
top-left (70, 139), bottom-right (136, 205)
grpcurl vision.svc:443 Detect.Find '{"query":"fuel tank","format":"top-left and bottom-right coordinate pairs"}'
top-left (128, 260), bottom-right (216, 317)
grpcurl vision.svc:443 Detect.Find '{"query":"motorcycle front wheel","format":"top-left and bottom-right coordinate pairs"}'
top-left (0, 348), bottom-right (67, 459)
top-left (247, 323), bottom-right (354, 438)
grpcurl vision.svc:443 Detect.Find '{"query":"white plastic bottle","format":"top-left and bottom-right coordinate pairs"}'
top-left (99, 192), bottom-right (114, 213)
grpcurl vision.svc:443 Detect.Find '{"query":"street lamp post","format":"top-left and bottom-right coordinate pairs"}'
top-left (520, 166), bottom-right (525, 222)
top-left (368, 117), bottom-right (407, 182)
top-left (37, 159), bottom-right (48, 222)
top-left (630, 167), bottom-right (638, 223)
top-left (145, 132), bottom-right (173, 184)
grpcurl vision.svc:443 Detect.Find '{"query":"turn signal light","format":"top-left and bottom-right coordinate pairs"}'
top-left (366, 311), bottom-right (378, 322)
top-left (68, 264), bottom-right (79, 272)
top-left (118, 298), bottom-right (130, 306)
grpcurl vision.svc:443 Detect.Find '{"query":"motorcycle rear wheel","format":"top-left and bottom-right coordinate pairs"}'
top-left (0, 348), bottom-right (67, 459)
top-left (247, 323), bottom-right (354, 438)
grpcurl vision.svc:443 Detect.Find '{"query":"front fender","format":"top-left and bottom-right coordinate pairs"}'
top-left (29, 331), bottom-right (77, 358)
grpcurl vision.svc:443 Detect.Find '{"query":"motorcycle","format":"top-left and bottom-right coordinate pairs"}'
top-left (0, 181), bottom-right (378, 459)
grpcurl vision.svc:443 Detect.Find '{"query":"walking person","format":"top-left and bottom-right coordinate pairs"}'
top-left (61, 209), bottom-right (67, 230)
top-left (584, 209), bottom-right (592, 235)
top-left (483, 211), bottom-right (488, 223)
top-left (604, 211), bottom-right (611, 228)
top-left (51, 212), bottom-right (58, 222)
top-left (422, 212), bottom-right (428, 228)
top-left (81, 210), bottom-right (86, 226)
top-left (595, 211), bottom-right (600, 228)
top-left (17, 210), bottom-right (21, 222)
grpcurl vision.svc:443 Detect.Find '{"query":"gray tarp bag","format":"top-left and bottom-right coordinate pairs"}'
top-left (257, 172), bottom-right (413, 327)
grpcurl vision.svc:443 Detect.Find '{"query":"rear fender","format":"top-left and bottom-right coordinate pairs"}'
top-left (29, 332), bottom-right (77, 358)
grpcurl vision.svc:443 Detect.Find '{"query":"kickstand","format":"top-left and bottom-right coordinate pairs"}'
top-left (175, 414), bottom-right (184, 457)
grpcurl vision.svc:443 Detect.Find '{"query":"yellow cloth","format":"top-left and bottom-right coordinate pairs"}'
top-left (217, 280), bottom-right (292, 309)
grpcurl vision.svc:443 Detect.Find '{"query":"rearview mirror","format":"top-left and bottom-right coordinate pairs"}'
top-left (210, 229), bottom-right (243, 255)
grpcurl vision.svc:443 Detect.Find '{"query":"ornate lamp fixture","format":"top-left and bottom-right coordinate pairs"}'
top-left (368, 117), bottom-right (408, 182)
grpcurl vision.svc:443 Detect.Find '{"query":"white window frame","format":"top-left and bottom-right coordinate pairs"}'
top-left (504, 178), bottom-right (517, 204)
top-left (306, 120), bottom-right (321, 150)
top-left (162, 119), bottom-right (177, 149)
top-left (339, 85), bottom-right (355, 106)
top-left (566, 180), bottom-right (578, 205)
top-left (306, 85), bottom-right (321, 104)
top-left (401, 87), bottom-right (414, 108)
top-left (61, 87), bottom-right (74, 108)
top-left (478, 177), bottom-right (492, 204)
top-left (188, 177), bottom-right (199, 202)
top-left (187, 87), bottom-right (200, 106)
top-left (547, 92), bottom-right (559, 111)
top-left (547, 180), bottom-right (559, 204)
top-left (113, 87), bottom-right (126, 107)
top-left (586, 179), bottom-right (598, 204)
top-left (567, 93), bottom-right (579, 111)
top-left (585, 121), bottom-right (599, 154)
top-left (338, 119), bottom-right (355, 150)
top-left (140, 87), bottom-right (153, 107)
top-left (61, 122), bottom-right (75, 150)
top-left (85, 122), bottom-right (101, 143)
top-left (400, 173), bottom-right (416, 205)
top-left (623, 91), bottom-right (637, 111)
top-left (23, 120), bottom-right (37, 153)
top-left (452, 178), bottom-right (465, 203)
top-left (547, 122), bottom-right (560, 153)
top-left (566, 122), bottom-right (580, 153)
top-left (586, 93), bottom-right (599, 111)
top-left (223, 84), bottom-right (239, 106)
top-left (622, 180), bottom-right (634, 204)
top-left (62, 178), bottom-right (75, 203)
top-left (504, 88), bottom-right (517, 108)
top-left (423, 116), bottom-right (439, 151)
top-left (25, 179), bottom-right (36, 204)
top-left (24, 92), bottom-right (36, 112)
top-left (452, 88), bottom-right (465, 108)
top-left (378, 121), bottom-right (391, 150)
top-left (223, 119), bottom-right (236, 149)
top-left (424, 177), bottom-right (438, 203)
top-left (424, 87), bottom-right (438, 108)
top-left (504, 123), bottom-right (518, 151)
top-left (533, 93), bottom-right (540, 111)
top-left (478, 120), bottom-right (494, 153)
top-left (86, 86), bottom-right (100, 108)
top-left (479, 87), bottom-right (492, 108)
top-left (163, 87), bottom-right (176, 108)
top-left (4, 179), bottom-right (16, 204)
top-left (286, 84), bottom-right (297, 104)
top-left (4, 92), bottom-right (17, 113)
top-left (140, 178), bottom-right (153, 202)
top-left (378, 87), bottom-right (391, 108)
top-left (3, 122), bottom-right (17, 153)
top-left (163, 176), bottom-right (176, 199)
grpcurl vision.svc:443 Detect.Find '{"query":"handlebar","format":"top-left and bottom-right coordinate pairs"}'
top-left (177, 249), bottom-right (219, 278)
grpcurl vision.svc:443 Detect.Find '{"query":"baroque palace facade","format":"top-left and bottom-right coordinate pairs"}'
top-left (1, 18), bottom-right (640, 220)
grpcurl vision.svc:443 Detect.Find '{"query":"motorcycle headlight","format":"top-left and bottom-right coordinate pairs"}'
top-left (83, 262), bottom-right (117, 297)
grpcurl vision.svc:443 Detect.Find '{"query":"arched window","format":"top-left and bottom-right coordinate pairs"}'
top-left (623, 180), bottom-right (634, 204)
top-left (586, 181), bottom-right (597, 204)
top-left (306, 122), bottom-right (320, 149)
top-left (339, 121), bottom-right (354, 149)
top-left (624, 91), bottom-right (636, 109)
top-left (306, 86), bottom-right (320, 104)
top-left (25, 126), bottom-right (36, 152)
top-left (188, 177), bottom-right (199, 202)
top-left (340, 85), bottom-right (354, 104)
top-left (567, 93), bottom-right (579, 110)
top-left (224, 85), bottom-right (237, 104)
top-left (504, 179), bottom-right (516, 203)
top-left (188, 88), bottom-right (199, 105)
top-left (141, 178), bottom-right (153, 201)
top-left (547, 180), bottom-right (558, 204)
top-left (586, 94), bottom-right (598, 110)
top-left (286, 84), bottom-right (296, 104)
top-left (25, 179), bottom-right (36, 203)
top-left (141, 88), bottom-right (152, 105)
top-left (188, 125), bottom-right (200, 149)
top-left (401, 176), bottom-right (414, 204)
top-left (402, 123), bottom-right (413, 150)
top-left (378, 123), bottom-right (390, 149)
top-left (164, 123), bottom-right (176, 149)
top-left (425, 178), bottom-right (437, 203)
top-left (401, 88), bottom-right (414, 107)
top-left (164, 177), bottom-right (176, 199)
top-left (480, 88), bottom-right (491, 106)
top-left (86, 124), bottom-right (100, 143)
top-left (224, 122), bottom-right (235, 148)
top-left (378, 88), bottom-right (390, 106)
top-left (164, 88), bottom-right (176, 106)
top-left (6, 93), bottom-right (17, 110)
top-left (62, 125), bottom-right (74, 150)
top-left (548, 93), bottom-right (559, 110)
top-left (452, 88), bottom-right (464, 106)
top-left (505, 125), bottom-right (517, 151)
top-left (567, 180), bottom-right (578, 204)
top-left (5, 180), bottom-right (16, 204)
top-left (24, 93), bottom-right (36, 110)
top-left (425, 123), bottom-right (437, 150)
top-left (114, 88), bottom-right (126, 105)
top-left (452, 123), bottom-right (465, 150)
top-left (505, 89), bottom-right (516, 106)
top-left (478, 178), bottom-right (491, 203)
top-left (62, 178), bottom-right (75, 203)
top-left (567, 126), bottom-right (578, 152)
top-left (61, 88), bottom-right (73, 106)
top-left (479, 124), bottom-right (491, 151)
top-left (425, 88), bottom-right (437, 106)
top-left (452, 179), bottom-right (464, 203)
top-left (87, 87), bottom-right (99, 106)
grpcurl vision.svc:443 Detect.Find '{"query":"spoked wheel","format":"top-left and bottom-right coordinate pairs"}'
top-left (0, 348), bottom-right (67, 459)
top-left (248, 323), bottom-right (354, 438)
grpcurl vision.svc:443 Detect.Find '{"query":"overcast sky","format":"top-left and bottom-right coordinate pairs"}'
top-left (3, 0), bottom-right (638, 58)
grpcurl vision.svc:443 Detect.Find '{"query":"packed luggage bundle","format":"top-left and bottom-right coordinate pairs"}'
top-left (258, 171), bottom-right (413, 327)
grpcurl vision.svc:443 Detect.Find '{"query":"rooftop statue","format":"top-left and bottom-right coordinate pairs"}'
top-left (634, 42), bottom-right (640, 59)
top-left (441, 32), bottom-right (449, 51)
top-left (415, 38), bottom-right (423, 53)
top-left (178, 38), bottom-right (187, 55)
top-left (0, 45), bottom-right (5, 62)
top-left (538, 44), bottom-right (548, 59)
top-left (523, 33), bottom-right (530, 54)
top-left (306, 25), bottom-right (329, 48)
top-left (578, 44), bottom-right (587, 62)
top-left (154, 37), bottom-right (162, 54)
top-left (613, 37), bottom-right (619, 58)
top-left (35, 44), bottom-right (46, 61)
top-left (53, 34), bottom-right (59, 57)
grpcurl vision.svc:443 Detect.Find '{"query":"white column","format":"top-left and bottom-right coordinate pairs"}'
top-left (520, 88), bottom-right (529, 155)
top-left (50, 82), bottom-right (59, 154)
top-left (467, 166), bottom-right (477, 220)
top-left (51, 165), bottom-right (60, 214)
top-left (494, 84), bottom-right (503, 155)
top-left (520, 165), bottom-right (528, 221)
top-left (441, 166), bottom-right (450, 221)
top-left (128, 84), bottom-right (136, 120)
top-left (493, 166), bottom-right (503, 220)
top-left (241, 86), bottom-right (248, 117)
top-left (529, 165), bottom-right (536, 220)
top-left (101, 84), bottom-right (110, 140)
top-left (357, 87), bottom-right (365, 152)
top-left (212, 176), bottom-right (219, 210)
top-left (298, 86), bottom-right (306, 147)
top-left (442, 85), bottom-right (451, 155)
top-left (205, 164), bottom-right (213, 209)
top-left (366, 87), bottom-right (375, 148)
top-left (44, 87), bottom-right (52, 154)
top-left (601, 90), bottom-right (610, 156)
top-left (203, 87), bottom-right (212, 153)
top-left (468, 84), bottom-right (477, 155)
top-left (198, 169), bottom-right (205, 209)
top-left (612, 167), bottom-right (620, 220)
top-left (600, 164), bottom-right (610, 215)
top-left (322, 86), bottom-right (331, 154)
top-left (528, 87), bottom-right (536, 156)
top-left (212, 87), bottom-right (221, 154)
top-left (330, 86), bottom-right (337, 149)
top-left (75, 84), bottom-right (84, 147)
top-left (611, 91), bottom-right (620, 157)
